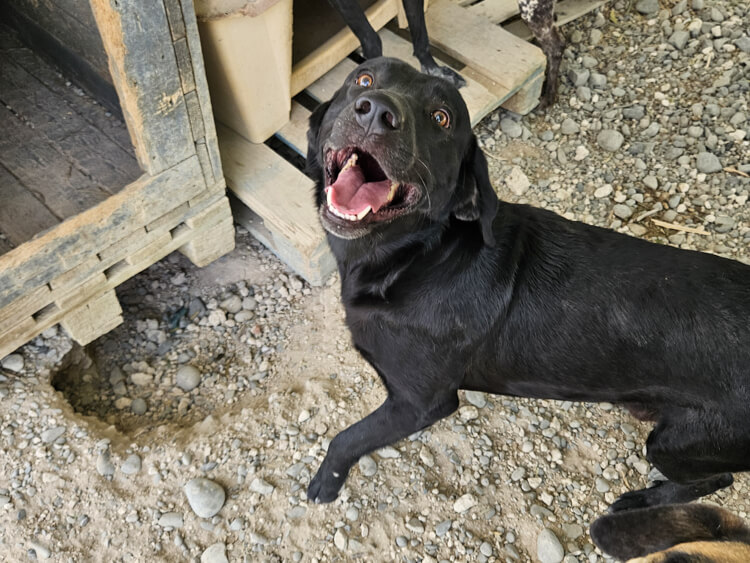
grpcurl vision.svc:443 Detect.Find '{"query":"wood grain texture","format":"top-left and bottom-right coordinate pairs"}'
top-left (89, 0), bottom-right (195, 174)
top-left (0, 164), bottom-right (59, 246)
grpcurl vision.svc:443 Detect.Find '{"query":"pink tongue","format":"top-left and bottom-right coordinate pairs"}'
top-left (329, 164), bottom-right (392, 214)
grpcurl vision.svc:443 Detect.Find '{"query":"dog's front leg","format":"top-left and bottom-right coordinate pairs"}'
top-left (307, 392), bottom-right (458, 503)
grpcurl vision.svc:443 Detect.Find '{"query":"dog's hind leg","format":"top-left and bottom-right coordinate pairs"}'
top-left (609, 413), bottom-right (748, 512)
top-left (327, 0), bottom-right (383, 59)
top-left (402, 0), bottom-right (466, 87)
top-left (518, 0), bottom-right (565, 108)
top-left (307, 391), bottom-right (458, 503)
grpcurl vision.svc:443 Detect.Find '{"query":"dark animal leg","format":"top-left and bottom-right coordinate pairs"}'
top-left (518, 0), bottom-right (565, 109)
top-left (609, 415), bottom-right (747, 512)
top-left (402, 0), bottom-right (466, 87)
top-left (327, 0), bottom-right (383, 59)
top-left (307, 391), bottom-right (458, 503)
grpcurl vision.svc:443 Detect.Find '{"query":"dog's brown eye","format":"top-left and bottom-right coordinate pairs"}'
top-left (431, 109), bottom-right (450, 128)
top-left (356, 73), bottom-right (374, 87)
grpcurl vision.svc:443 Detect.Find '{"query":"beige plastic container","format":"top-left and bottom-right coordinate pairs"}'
top-left (196, 0), bottom-right (292, 143)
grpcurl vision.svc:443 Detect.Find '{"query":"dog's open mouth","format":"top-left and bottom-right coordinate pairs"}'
top-left (324, 147), bottom-right (420, 223)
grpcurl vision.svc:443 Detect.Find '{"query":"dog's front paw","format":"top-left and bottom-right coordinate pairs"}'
top-left (307, 466), bottom-right (347, 504)
top-left (608, 481), bottom-right (667, 512)
top-left (423, 64), bottom-right (467, 89)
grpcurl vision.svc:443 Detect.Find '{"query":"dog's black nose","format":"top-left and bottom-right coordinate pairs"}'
top-left (354, 94), bottom-right (401, 134)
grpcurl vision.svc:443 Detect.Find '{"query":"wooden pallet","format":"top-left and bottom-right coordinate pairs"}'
top-left (223, 0), bottom-right (548, 286)
top-left (0, 0), bottom-right (234, 358)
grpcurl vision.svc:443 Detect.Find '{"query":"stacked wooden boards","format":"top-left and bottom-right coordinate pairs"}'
top-left (0, 0), bottom-right (235, 358)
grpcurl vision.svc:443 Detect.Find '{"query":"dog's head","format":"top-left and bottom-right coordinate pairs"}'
top-left (306, 57), bottom-right (497, 245)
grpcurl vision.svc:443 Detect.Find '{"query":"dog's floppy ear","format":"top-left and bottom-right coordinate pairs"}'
top-left (452, 136), bottom-right (499, 246)
top-left (305, 100), bottom-right (332, 180)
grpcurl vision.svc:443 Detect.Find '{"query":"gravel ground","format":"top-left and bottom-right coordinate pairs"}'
top-left (1, 1), bottom-right (748, 561)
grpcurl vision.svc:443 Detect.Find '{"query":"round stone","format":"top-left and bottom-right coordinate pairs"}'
top-left (201, 543), bottom-right (228, 563)
top-left (537, 528), bottom-right (565, 563)
top-left (130, 398), bottom-right (147, 415)
top-left (696, 152), bottom-right (722, 173)
top-left (121, 454), bottom-right (142, 475)
top-left (597, 130), bottom-right (624, 152)
top-left (184, 478), bottom-right (225, 518)
top-left (1, 354), bottom-right (24, 373)
top-left (176, 365), bottom-right (201, 391)
top-left (358, 455), bottom-right (377, 477)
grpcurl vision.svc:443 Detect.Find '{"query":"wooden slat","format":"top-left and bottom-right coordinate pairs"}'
top-left (0, 164), bottom-right (60, 246)
top-left (0, 155), bottom-right (205, 308)
top-left (0, 55), bottom-right (141, 193)
top-left (0, 103), bottom-right (110, 219)
top-left (425, 0), bottom-right (545, 96)
top-left (291, 0), bottom-right (399, 96)
top-left (218, 124), bottom-right (333, 285)
top-left (379, 29), bottom-right (500, 125)
top-left (276, 101), bottom-right (312, 157)
top-left (504, 0), bottom-right (609, 40)
top-left (467, 0), bottom-right (520, 24)
top-left (89, 0), bottom-right (195, 175)
top-left (305, 58), bottom-right (358, 103)
top-left (179, 0), bottom-right (224, 184)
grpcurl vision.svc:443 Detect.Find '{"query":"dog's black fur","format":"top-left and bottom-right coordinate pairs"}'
top-left (326, 0), bottom-right (565, 107)
top-left (590, 503), bottom-right (750, 562)
top-left (304, 57), bottom-right (750, 511)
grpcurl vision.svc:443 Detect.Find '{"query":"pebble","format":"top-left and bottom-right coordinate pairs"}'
top-left (594, 185), bottom-right (613, 198)
top-left (345, 506), bottom-right (359, 521)
top-left (96, 451), bottom-right (116, 477)
top-left (176, 365), bottom-right (201, 391)
top-left (358, 455), bottom-right (377, 477)
top-left (635, 0), bottom-right (659, 14)
top-left (480, 541), bottom-right (493, 557)
top-left (453, 493), bottom-right (477, 513)
top-left (1, 354), bottom-right (24, 372)
top-left (201, 543), bottom-right (228, 563)
top-left (41, 426), bottom-right (66, 444)
top-left (506, 166), bottom-right (531, 196)
top-left (158, 512), bottom-right (184, 528)
top-left (249, 477), bottom-right (274, 496)
top-left (597, 130), bottom-right (624, 152)
top-left (185, 478), bottom-right (225, 518)
top-left (435, 520), bottom-right (452, 537)
top-left (613, 205), bottom-right (633, 220)
top-left (334, 529), bottom-right (348, 550)
top-left (220, 295), bottom-right (242, 314)
top-left (560, 118), bottom-right (580, 135)
top-left (696, 152), bottom-right (722, 173)
top-left (29, 540), bottom-right (50, 560)
top-left (537, 529), bottom-right (565, 563)
top-left (378, 446), bottom-right (401, 459)
top-left (500, 118), bottom-right (523, 138)
top-left (130, 398), bottom-right (147, 415)
top-left (669, 30), bottom-right (690, 49)
top-left (419, 446), bottom-right (435, 468)
top-left (121, 454), bottom-right (142, 475)
top-left (459, 405), bottom-right (479, 421)
top-left (464, 390), bottom-right (487, 408)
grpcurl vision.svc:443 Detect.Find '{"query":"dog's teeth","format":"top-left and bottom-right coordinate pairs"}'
top-left (356, 207), bottom-right (371, 220)
top-left (340, 153), bottom-right (358, 173)
top-left (387, 181), bottom-right (400, 202)
top-left (326, 188), bottom-right (333, 207)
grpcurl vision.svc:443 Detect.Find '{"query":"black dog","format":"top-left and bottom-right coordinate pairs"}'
top-left (304, 57), bottom-right (750, 511)
top-left (590, 503), bottom-right (750, 562)
top-left (327, 0), bottom-right (565, 106)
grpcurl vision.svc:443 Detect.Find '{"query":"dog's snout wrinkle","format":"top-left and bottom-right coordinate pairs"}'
top-left (354, 94), bottom-right (402, 135)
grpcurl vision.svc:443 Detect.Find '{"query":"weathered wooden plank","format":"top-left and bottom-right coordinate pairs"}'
top-left (218, 124), bottom-right (332, 284)
top-left (0, 156), bottom-right (205, 308)
top-left (276, 101), bottom-right (312, 157)
top-left (89, 0), bottom-right (195, 175)
top-left (0, 1), bottom-right (121, 114)
top-left (174, 37), bottom-right (197, 94)
top-left (305, 58), bottom-right (357, 103)
top-left (164, 0), bottom-right (188, 41)
top-left (184, 90), bottom-right (206, 141)
top-left (0, 285), bottom-right (50, 328)
top-left (291, 0), bottom-right (399, 96)
top-left (179, 0), bottom-right (224, 181)
top-left (59, 289), bottom-right (123, 346)
top-left (467, 0), bottom-right (519, 24)
top-left (0, 102), bottom-right (111, 219)
top-left (7, 46), bottom-right (134, 156)
top-left (425, 0), bottom-right (545, 96)
top-left (379, 29), bottom-right (500, 126)
top-left (0, 164), bottom-right (60, 246)
top-left (0, 52), bottom-right (141, 195)
top-left (503, 0), bottom-right (608, 40)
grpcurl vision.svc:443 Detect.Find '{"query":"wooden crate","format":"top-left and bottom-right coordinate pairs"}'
top-left (0, 0), bottom-right (235, 359)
